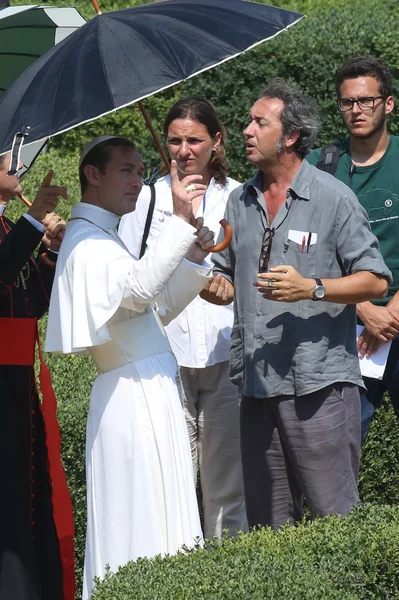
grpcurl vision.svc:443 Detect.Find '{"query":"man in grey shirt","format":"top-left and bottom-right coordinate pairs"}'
top-left (204, 79), bottom-right (391, 529)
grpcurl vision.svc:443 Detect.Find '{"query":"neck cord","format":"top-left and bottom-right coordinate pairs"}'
top-left (69, 216), bottom-right (134, 257)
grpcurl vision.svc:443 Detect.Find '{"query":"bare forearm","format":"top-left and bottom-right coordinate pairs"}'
top-left (357, 300), bottom-right (374, 321)
top-left (256, 267), bottom-right (388, 304)
top-left (387, 290), bottom-right (399, 313)
top-left (357, 289), bottom-right (399, 322)
top-left (321, 272), bottom-right (388, 304)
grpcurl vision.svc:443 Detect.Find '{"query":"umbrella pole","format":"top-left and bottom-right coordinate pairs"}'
top-left (137, 101), bottom-right (170, 172)
top-left (19, 193), bottom-right (32, 208)
top-left (90, 0), bottom-right (102, 15)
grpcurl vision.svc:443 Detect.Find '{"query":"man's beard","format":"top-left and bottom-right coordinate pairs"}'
top-left (347, 112), bottom-right (386, 140)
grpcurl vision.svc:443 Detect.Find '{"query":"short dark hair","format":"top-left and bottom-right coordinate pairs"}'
top-left (163, 96), bottom-right (228, 185)
top-left (260, 78), bottom-right (320, 157)
top-left (335, 56), bottom-right (393, 98)
top-left (79, 137), bottom-right (136, 194)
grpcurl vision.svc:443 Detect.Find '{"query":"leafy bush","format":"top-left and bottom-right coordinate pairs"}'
top-left (359, 396), bottom-right (399, 506)
top-left (48, 384), bottom-right (398, 599)
top-left (175, 1), bottom-right (399, 181)
top-left (35, 2), bottom-right (399, 184)
top-left (90, 504), bottom-right (399, 599)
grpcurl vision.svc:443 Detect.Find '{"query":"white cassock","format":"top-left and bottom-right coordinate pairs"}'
top-left (45, 202), bottom-right (211, 600)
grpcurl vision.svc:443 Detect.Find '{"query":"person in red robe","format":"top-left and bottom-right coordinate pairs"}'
top-left (0, 151), bottom-right (74, 600)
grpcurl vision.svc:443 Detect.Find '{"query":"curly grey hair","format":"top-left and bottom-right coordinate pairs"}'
top-left (260, 78), bottom-right (320, 157)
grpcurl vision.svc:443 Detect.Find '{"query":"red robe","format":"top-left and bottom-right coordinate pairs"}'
top-left (0, 212), bottom-right (74, 600)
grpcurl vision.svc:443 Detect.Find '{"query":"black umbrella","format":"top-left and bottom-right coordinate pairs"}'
top-left (0, 0), bottom-right (303, 159)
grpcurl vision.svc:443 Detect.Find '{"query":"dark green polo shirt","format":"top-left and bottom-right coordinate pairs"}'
top-left (307, 136), bottom-right (399, 305)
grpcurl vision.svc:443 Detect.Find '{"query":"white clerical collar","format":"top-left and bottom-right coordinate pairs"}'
top-left (71, 202), bottom-right (119, 231)
top-left (0, 205), bottom-right (6, 216)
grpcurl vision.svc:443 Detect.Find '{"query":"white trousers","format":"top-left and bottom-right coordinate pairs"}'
top-left (181, 360), bottom-right (248, 539)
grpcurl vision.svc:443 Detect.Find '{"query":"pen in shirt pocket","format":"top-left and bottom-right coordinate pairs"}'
top-left (306, 232), bottom-right (312, 253)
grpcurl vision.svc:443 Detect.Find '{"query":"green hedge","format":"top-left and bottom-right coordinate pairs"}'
top-left (61, 396), bottom-right (398, 598)
top-left (90, 504), bottom-right (399, 599)
top-left (359, 397), bottom-right (399, 506)
top-left (3, 2), bottom-right (399, 597)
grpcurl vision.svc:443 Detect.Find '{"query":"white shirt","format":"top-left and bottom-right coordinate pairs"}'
top-left (119, 174), bottom-right (241, 368)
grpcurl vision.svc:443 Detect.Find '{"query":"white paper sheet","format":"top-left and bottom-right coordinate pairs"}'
top-left (356, 325), bottom-right (392, 380)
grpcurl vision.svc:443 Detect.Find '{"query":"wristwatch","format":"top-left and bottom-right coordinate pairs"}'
top-left (312, 278), bottom-right (325, 301)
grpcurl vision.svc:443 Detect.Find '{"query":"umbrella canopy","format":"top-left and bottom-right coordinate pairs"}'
top-left (0, 0), bottom-right (303, 157)
top-left (0, 4), bottom-right (86, 98)
top-left (0, 4), bottom-right (86, 174)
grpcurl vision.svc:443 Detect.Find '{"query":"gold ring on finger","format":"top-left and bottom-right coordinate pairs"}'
top-left (186, 184), bottom-right (196, 193)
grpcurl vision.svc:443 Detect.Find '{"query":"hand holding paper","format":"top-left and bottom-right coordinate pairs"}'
top-left (357, 325), bottom-right (392, 380)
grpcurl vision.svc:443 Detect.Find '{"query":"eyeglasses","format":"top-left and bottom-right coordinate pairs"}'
top-left (259, 227), bottom-right (275, 273)
top-left (337, 96), bottom-right (385, 112)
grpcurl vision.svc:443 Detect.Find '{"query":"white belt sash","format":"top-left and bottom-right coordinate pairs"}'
top-left (89, 311), bottom-right (171, 374)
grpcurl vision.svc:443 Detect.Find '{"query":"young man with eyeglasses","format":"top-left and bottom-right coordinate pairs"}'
top-left (203, 78), bottom-right (391, 530)
top-left (307, 56), bottom-right (399, 444)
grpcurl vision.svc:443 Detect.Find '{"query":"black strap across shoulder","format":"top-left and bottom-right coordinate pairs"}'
top-left (316, 141), bottom-right (343, 176)
top-left (139, 183), bottom-right (156, 259)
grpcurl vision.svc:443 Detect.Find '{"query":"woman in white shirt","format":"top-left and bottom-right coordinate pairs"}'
top-left (119, 97), bottom-right (247, 539)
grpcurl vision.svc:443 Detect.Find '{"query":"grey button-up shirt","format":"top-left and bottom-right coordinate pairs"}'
top-left (212, 160), bottom-right (392, 398)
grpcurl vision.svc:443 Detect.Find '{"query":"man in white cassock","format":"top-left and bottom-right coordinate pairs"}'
top-left (45, 136), bottom-right (216, 599)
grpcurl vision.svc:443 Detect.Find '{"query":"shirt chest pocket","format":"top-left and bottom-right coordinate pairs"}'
top-left (281, 230), bottom-right (317, 278)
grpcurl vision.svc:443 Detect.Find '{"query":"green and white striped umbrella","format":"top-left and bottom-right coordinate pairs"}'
top-left (0, 4), bottom-right (86, 98)
top-left (0, 4), bottom-right (85, 173)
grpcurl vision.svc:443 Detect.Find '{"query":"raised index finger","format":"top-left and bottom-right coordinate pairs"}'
top-left (170, 160), bottom-right (179, 187)
top-left (40, 170), bottom-right (54, 188)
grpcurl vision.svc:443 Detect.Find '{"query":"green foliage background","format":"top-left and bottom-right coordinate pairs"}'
top-left (4, 0), bottom-right (399, 597)
top-left (9, 0), bottom-right (399, 189)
